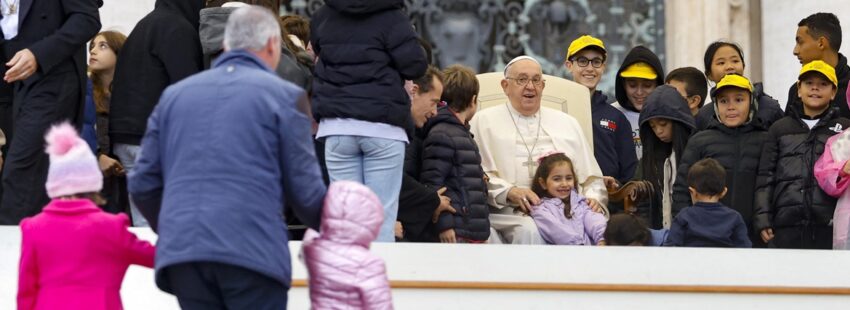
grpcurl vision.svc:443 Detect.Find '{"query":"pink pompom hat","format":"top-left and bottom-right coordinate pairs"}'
top-left (44, 122), bottom-right (103, 198)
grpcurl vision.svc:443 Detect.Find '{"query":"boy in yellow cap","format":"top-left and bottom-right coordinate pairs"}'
top-left (564, 35), bottom-right (637, 186)
top-left (672, 74), bottom-right (769, 246)
top-left (755, 60), bottom-right (850, 249)
top-left (611, 46), bottom-right (665, 160)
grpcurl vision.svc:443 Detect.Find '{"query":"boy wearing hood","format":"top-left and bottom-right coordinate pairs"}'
top-left (565, 35), bottom-right (637, 186)
top-left (672, 74), bottom-right (768, 245)
top-left (756, 60), bottom-right (850, 249)
top-left (109, 0), bottom-right (206, 226)
top-left (612, 46), bottom-right (665, 160)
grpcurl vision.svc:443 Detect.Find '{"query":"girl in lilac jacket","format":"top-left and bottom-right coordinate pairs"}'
top-left (815, 129), bottom-right (850, 249)
top-left (302, 181), bottom-right (393, 309)
top-left (530, 152), bottom-right (607, 245)
top-left (17, 123), bottom-right (155, 310)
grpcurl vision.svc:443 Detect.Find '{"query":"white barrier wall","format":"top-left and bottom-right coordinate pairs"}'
top-left (2, 226), bottom-right (850, 309)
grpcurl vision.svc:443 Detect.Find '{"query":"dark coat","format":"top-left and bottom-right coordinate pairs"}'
top-left (663, 202), bottom-right (751, 248)
top-left (310, 0), bottom-right (427, 134)
top-left (674, 112), bottom-right (768, 236)
top-left (696, 83), bottom-right (784, 130)
top-left (397, 128), bottom-right (440, 242)
top-left (785, 54), bottom-right (850, 120)
top-left (633, 85), bottom-right (696, 229)
top-left (419, 107), bottom-right (489, 241)
top-left (128, 50), bottom-right (326, 291)
top-left (614, 46), bottom-right (665, 113)
top-left (754, 106), bottom-right (850, 248)
top-left (591, 91), bottom-right (637, 184)
top-left (110, 0), bottom-right (205, 145)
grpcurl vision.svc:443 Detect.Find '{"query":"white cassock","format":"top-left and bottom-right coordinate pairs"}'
top-left (470, 103), bottom-right (608, 244)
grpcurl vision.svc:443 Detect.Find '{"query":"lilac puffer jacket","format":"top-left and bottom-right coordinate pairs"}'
top-left (302, 181), bottom-right (393, 309)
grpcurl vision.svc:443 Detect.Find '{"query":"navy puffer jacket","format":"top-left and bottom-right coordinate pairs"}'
top-left (310, 0), bottom-right (427, 134)
top-left (420, 107), bottom-right (490, 241)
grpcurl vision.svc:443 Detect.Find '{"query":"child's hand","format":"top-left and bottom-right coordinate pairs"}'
top-left (439, 229), bottom-right (457, 243)
top-left (842, 160), bottom-right (850, 176)
top-left (597, 240), bottom-right (607, 246)
top-left (760, 228), bottom-right (774, 243)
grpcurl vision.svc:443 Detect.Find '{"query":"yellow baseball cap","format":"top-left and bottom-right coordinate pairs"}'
top-left (711, 74), bottom-right (753, 97)
top-left (798, 60), bottom-right (838, 87)
top-left (619, 62), bottom-right (657, 80)
top-left (567, 35), bottom-right (606, 59)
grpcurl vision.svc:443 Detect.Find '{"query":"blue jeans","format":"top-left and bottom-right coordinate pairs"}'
top-left (114, 143), bottom-right (149, 227)
top-left (324, 136), bottom-right (405, 242)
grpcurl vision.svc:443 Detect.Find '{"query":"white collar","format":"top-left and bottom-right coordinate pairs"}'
top-left (506, 102), bottom-right (540, 120)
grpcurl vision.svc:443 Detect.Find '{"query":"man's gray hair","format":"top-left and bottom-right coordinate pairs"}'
top-left (223, 5), bottom-right (281, 51)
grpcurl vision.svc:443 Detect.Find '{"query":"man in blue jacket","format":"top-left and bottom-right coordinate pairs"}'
top-left (128, 6), bottom-right (326, 309)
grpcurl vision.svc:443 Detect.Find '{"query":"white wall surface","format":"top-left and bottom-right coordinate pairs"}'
top-left (99, 0), bottom-right (155, 36)
top-left (762, 0), bottom-right (850, 109)
top-left (2, 226), bottom-right (850, 309)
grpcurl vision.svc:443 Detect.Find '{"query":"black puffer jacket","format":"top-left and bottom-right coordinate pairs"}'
top-left (420, 107), bottom-right (489, 241)
top-left (696, 83), bottom-right (784, 130)
top-left (673, 115), bottom-right (768, 234)
top-left (310, 0), bottom-right (427, 134)
top-left (754, 106), bottom-right (850, 236)
top-left (614, 46), bottom-right (665, 113)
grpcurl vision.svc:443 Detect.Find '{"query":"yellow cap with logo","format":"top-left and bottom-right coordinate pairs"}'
top-left (798, 60), bottom-right (838, 87)
top-left (619, 62), bottom-right (657, 80)
top-left (567, 35), bottom-right (606, 59)
top-left (712, 74), bottom-right (753, 97)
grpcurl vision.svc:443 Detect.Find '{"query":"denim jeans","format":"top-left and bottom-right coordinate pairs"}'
top-left (324, 135), bottom-right (405, 242)
top-left (114, 143), bottom-right (149, 227)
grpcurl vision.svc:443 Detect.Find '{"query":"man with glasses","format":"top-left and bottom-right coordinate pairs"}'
top-left (470, 55), bottom-right (608, 244)
top-left (565, 35), bottom-right (637, 186)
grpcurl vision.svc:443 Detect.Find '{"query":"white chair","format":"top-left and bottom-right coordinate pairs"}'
top-left (475, 72), bottom-right (594, 150)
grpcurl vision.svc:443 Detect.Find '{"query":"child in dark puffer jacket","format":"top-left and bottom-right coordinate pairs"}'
top-left (420, 65), bottom-right (490, 243)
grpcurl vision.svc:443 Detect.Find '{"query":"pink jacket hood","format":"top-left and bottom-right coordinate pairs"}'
top-left (320, 181), bottom-right (384, 246)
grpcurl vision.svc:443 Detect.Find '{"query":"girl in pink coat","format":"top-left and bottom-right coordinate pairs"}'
top-left (815, 128), bottom-right (850, 249)
top-left (302, 181), bottom-right (393, 309)
top-left (17, 123), bottom-right (155, 310)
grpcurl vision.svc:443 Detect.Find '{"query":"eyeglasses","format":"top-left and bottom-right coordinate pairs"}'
top-left (571, 57), bottom-right (604, 68)
top-left (506, 76), bottom-right (545, 87)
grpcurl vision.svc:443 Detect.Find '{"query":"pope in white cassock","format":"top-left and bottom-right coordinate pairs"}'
top-left (470, 56), bottom-right (608, 244)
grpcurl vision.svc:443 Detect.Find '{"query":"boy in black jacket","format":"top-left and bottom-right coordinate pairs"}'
top-left (664, 158), bottom-right (751, 248)
top-left (420, 65), bottom-right (490, 243)
top-left (756, 60), bottom-right (850, 249)
top-left (565, 35), bottom-right (637, 186)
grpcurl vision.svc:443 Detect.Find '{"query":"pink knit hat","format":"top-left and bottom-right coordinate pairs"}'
top-left (44, 123), bottom-right (103, 198)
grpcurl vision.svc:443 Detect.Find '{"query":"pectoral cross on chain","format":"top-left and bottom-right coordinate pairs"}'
top-left (523, 155), bottom-right (538, 178)
top-left (5, 2), bottom-right (15, 15)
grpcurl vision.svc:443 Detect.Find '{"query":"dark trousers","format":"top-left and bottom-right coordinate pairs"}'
top-left (164, 262), bottom-right (289, 310)
top-left (0, 67), bottom-right (81, 224)
top-left (771, 225), bottom-right (832, 249)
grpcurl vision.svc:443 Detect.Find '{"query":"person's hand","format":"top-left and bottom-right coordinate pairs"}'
top-left (439, 229), bottom-right (457, 243)
top-left (597, 240), bottom-right (607, 246)
top-left (603, 176), bottom-right (620, 190)
top-left (587, 198), bottom-right (603, 213)
top-left (843, 160), bottom-right (850, 176)
top-left (5, 49), bottom-right (38, 83)
top-left (432, 187), bottom-right (457, 223)
top-left (507, 187), bottom-right (539, 214)
top-left (760, 228), bottom-right (774, 243)
top-left (98, 154), bottom-right (125, 176)
top-left (394, 221), bottom-right (404, 240)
